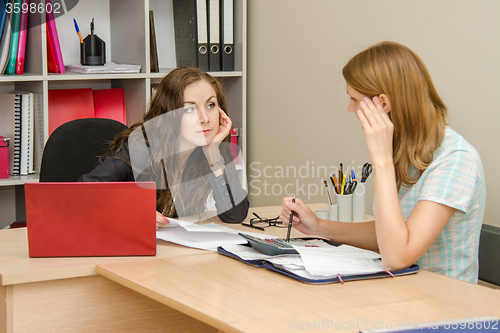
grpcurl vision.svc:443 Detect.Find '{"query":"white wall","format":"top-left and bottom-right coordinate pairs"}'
top-left (247, 0), bottom-right (500, 227)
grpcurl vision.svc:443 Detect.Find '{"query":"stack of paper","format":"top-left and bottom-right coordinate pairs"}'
top-left (156, 219), bottom-right (275, 251)
top-left (65, 62), bottom-right (141, 74)
top-left (220, 241), bottom-right (384, 280)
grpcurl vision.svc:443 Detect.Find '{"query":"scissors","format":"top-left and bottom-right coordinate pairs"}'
top-left (361, 163), bottom-right (372, 182)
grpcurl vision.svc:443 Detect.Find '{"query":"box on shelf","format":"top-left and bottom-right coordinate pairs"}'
top-left (0, 136), bottom-right (10, 178)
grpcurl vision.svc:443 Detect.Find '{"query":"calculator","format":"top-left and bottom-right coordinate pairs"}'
top-left (238, 233), bottom-right (318, 256)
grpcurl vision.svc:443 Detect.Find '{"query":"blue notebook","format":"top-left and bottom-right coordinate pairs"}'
top-left (217, 240), bottom-right (419, 284)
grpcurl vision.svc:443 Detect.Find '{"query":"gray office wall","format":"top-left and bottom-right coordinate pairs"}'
top-left (247, 0), bottom-right (500, 227)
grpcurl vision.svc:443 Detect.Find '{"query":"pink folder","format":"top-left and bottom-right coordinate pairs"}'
top-left (15, 0), bottom-right (28, 74)
top-left (45, 0), bottom-right (65, 74)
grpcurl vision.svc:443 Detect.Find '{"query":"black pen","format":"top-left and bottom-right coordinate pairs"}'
top-left (286, 195), bottom-right (296, 242)
top-left (324, 180), bottom-right (332, 205)
top-left (339, 163), bottom-right (343, 192)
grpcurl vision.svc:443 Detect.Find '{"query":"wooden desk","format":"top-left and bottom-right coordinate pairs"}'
top-left (96, 253), bottom-right (500, 333)
top-left (0, 204), bottom-right (315, 333)
top-left (0, 227), bottom-right (218, 333)
top-left (7, 203), bottom-right (486, 333)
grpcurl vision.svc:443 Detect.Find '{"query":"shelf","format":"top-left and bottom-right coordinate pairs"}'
top-left (0, 71), bottom-right (243, 83)
top-left (149, 70), bottom-right (243, 79)
top-left (0, 175), bottom-right (40, 187)
top-left (0, 74), bottom-right (46, 82)
top-left (0, 0), bottom-right (247, 227)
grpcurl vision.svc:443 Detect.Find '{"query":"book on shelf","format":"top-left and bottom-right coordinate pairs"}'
top-left (0, 92), bottom-right (16, 175)
top-left (19, 92), bottom-right (33, 175)
top-left (5, 0), bottom-right (20, 75)
top-left (14, 0), bottom-right (27, 74)
top-left (173, 0), bottom-right (235, 71)
top-left (149, 10), bottom-right (159, 73)
top-left (208, 0), bottom-right (221, 72)
top-left (221, 0), bottom-right (234, 71)
top-left (0, 0), bottom-right (8, 38)
top-left (0, 91), bottom-right (34, 176)
top-left (172, 0), bottom-right (197, 68)
top-left (12, 94), bottom-right (20, 174)
top-left (0, 2), bottom-right (12, 74)
top-left (46, 22), bottom-right (58, 73)
top-left (45, 0), bottom-right (65, 74)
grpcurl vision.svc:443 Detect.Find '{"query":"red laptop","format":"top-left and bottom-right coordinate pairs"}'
top-left (25, 182), bottom-right (157, 257)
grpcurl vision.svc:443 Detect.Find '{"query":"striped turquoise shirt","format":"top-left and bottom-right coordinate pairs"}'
top-left (398, 126), bottom-right (485, 283)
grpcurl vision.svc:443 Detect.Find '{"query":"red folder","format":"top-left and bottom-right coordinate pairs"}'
top-left (46, 24), bottom-right (58, 73)
top-left (45, 0), bottom-right (65, 73)
top-left (48, 88), bottom-right (95, 135)
top-left (229, 127), bottom-right (238, 164)
top-left (93, 88), bottom-right (127, 125)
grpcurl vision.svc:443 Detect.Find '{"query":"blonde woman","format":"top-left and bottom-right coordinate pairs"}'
top-left (281, 42), bottom-right (485, 283)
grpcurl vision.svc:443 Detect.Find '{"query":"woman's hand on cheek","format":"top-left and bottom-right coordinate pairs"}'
top-left (356, 96), bottom-right (394, 167)
top-left (212, 107), bottom-right (232, 144)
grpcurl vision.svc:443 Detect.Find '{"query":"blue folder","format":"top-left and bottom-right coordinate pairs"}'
top-left (217, 241), bottom-right (419, 284)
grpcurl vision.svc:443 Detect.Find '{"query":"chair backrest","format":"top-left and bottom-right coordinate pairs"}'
top-left (39, 118), bottom-right (128, 182)
top-left (478, 224), bottom-right (500, 286)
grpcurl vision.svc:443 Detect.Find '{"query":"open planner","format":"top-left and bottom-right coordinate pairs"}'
top-left (218, 235), bottom-right (419, 284)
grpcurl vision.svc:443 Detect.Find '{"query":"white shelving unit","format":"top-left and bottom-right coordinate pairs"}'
top-left (0, 0), bottom-right (247, 228)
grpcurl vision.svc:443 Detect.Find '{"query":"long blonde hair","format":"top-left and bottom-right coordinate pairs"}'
top-left (342, 42), bottom-right (447, 189)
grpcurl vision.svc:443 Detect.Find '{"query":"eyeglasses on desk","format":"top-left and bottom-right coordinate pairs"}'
top-left (241, 213), bottom-right (287, 231)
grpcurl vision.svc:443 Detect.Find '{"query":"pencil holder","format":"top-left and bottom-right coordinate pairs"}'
top-left (328, 204), bottom-right (338, 221)
top-left (335, 193), bottom-right (352, 222)
top-left (314, 209), bottom-right (329, 220)
top-left (81, 34), bottom-right (106, 65)
top-left (352, 183), bottom-right (366, 222)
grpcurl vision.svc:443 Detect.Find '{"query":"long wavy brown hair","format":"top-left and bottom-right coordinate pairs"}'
top-left (342, 42), bottom-right (447, 190)
top-left (108, 67), bottom-right (230, 217)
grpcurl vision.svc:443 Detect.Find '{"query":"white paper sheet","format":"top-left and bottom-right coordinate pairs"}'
top-left (292, 244), bottom-right (382, 276)
top-left (156, 219), bottom-right (277, 251)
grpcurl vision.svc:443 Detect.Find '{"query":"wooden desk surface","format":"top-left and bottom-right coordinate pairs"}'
top-left (0, 203), bottom-right (331, 286)
top-left (96, 252), bottom-right (500, 333)
top-left (0, 227), bottom-right (211, 285)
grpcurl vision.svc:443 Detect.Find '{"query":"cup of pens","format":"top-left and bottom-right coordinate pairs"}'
top-left (75, 18), bottom-right (106, 66)
top-left (328, 162), bottom-right (372, 222)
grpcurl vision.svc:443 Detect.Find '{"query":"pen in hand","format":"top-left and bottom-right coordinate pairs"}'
top-left (286, 195), bottom-right (296, 242)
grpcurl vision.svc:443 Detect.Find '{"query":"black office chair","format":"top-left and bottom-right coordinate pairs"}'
top-left (478, 224), bottom-right (500, 287)
top-left (39, 118), bottom-right (128, 182)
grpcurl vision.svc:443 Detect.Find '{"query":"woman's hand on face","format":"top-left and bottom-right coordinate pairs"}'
top-left (156, 211), bottom-right (169, 230)
top-left (356, 96), bottom-right (394, 167)
top-left (212, 107), bottom-right (232, 145)
top-left (279, 196), bottom-right (320, 236)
